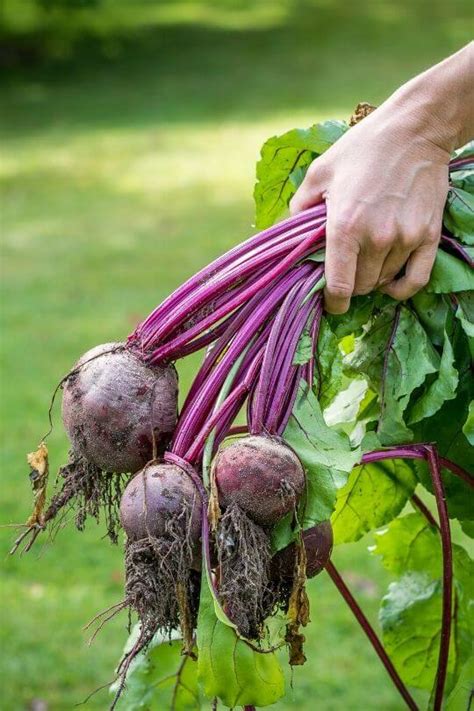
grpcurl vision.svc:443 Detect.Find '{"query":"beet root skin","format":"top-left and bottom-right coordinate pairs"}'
top-left (271, 521), bottom-right (333, 580)
top-left (120, 463), bottom-right (201, 544)
top-left (62, 343), bottom-right (178, 474)
top-left (214, 435), bottom-right (305, 526)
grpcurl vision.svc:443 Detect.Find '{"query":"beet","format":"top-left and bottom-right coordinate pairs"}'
top-left (120, 463), bottom-right (201, 543)
top-left (271, 521), bottom-right (333, 580)
top-left (62, 343), bottom-right (178, 474)
top-left (214, 436), bottom-right (305, 526)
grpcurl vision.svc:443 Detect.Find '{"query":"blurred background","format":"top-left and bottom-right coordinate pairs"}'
top-left (1, 1), bottom-right (472, 709)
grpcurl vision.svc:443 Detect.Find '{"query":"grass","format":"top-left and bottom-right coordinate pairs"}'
top-left (1, 1), bottom-right (472, 708)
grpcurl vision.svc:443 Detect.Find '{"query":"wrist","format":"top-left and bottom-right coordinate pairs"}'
top-left (385, 43), bottom-right (473, 154)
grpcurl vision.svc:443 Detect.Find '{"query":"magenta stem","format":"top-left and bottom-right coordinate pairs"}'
top-left (325, 560), bottom-right (418, 710)
top-left (424, 446), bottom-right (453, 711)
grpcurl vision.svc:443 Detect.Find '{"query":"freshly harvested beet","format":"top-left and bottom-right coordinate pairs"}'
top-left (214, 436), bottom-right (305, 526)
top-left (62, 343), bottom-right (178, 474)
top-left (120, 463), bottom-right (201, 544)
top-left (271, 521), bottom-right (333, 580)
top-left (120, 463), bottom-right (202, 675)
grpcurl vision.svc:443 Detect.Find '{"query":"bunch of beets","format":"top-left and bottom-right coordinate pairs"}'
top-left (12, 124), bottom-right (473, 711)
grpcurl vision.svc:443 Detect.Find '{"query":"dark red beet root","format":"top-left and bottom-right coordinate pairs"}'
top-left (120, 463), bottom-right (201, 544)
top-left (214, 436), bottom-right (305, 526)
top-left (62, 343), bottom-right (178, 474)
top-left (271, 521), bottom-right (333, 580)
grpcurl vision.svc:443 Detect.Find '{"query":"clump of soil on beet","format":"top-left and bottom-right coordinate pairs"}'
top-left (120, 463), bottom-right (202, 652)
top-left (213, 436), bottom-right (306, 637)
top-left (216, 503), bottom-right (274, 639)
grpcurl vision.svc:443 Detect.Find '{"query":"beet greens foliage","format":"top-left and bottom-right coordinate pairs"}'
top-left (108, 124), bottom-right (472, 710)
top-left (14, 116), bottom-right (472, 711)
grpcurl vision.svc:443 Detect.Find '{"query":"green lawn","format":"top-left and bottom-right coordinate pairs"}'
top-left (1, 2), bottom-right (472, 708)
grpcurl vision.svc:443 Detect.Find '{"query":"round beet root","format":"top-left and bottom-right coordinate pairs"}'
top-left (214, 436), bottom-right (305, 526)
top-left (271, 521), bottom-right (333, 580)
top-left (62, 343), bottom-right (178, 473)
top-left (120, 463), bottom-right (201, 543)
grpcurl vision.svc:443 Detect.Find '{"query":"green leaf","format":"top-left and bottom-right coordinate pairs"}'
top-left (443, 187), bottom-right (474, 245)
top-left (331, 459), bottom-right (417, 544)
top-left (254, 120), bottom-right (348, 229)
top-left (372, 512), bottom-right (442, 579)
top-left (463, 400), bottom-right (474, 445)
top-left (455, 291), bottom-right (474, 360)
top-left (379, 573), bottom-right (456, 691)
top-left (293, 328), bottom-right (313, 365)
top-left (427, 249), bottom-right (474, 294)
top-left (315, 317), bottom-right (344, 409)
top-left (344, 303), bottom-right (395, 392)
top-left (346, 305), bottom-right (440, 445)
top-left (379, 307), bottom-right (440, 443)
top-left (196, 577), bottom-right (285, 707)
top-left (283, 383), bottom-right (361, 530)
top-left (446, 655), bottom-right (474, 711)
top-left (411, 325), bottom-right (473, 521)
top-left (328, 294), bottom-right (375, 339)
top-left (408, 330), bottom-right (458, 425)
top-left (111, 627), bottom-right (201, 710)
top-left (374, 514), bottom-right (474, 695)
top-left (411, 290), bottom-right (449, 347)
top-left (450, 170), bottom-right (474, 193)
top-left (460, 519), bottom-right (474, 538)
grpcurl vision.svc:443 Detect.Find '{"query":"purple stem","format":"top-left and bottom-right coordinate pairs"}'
top-left (449, 156), bottom-right (474, 171)
top-left (411, 494), bottom-right (439, 529)
top-left (185, 350), bottom-right (264, 464)
top-left (424, 446), bottom-right (453, 711)
top-left (142, 229), bottom-right (318, 349)
top-left (326, 560), bottom-right (418, 710)
top-left (251, 266), bottom-right (315, 432)
top-left (172, 276), bottom-right (301, 455)
top-left (148, 225), bottom-right (325, 364)
top-left (439, 457), bottom-right (473, 488)
top-left (440, 236), bottom-right (474, 267)
top-left (182, 266), bottom-right (307, 410)
top-left (133, 206), bottom-right (326, 340)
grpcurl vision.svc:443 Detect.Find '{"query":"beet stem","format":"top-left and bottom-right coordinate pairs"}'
top-left (325, 560), bottom-right (418, 711)
top-left (424, 446), bottom-right (453, 711)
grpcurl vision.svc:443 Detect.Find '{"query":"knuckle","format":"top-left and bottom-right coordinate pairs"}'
top-left (424, 225), bottom-right (441, 244)
top-left (307, 159), bottom-right (327, 182)
top-left (327, 280), bottom-right (353, 300)
top-left (332, 215), bottom-right (360, 241)
top-left (371, 229), bottom-right (396, 252)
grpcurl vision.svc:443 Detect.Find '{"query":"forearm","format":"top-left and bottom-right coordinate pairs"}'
top-left (385, 42), bottom-right (474, 153)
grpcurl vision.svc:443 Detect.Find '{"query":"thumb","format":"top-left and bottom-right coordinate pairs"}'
top-left (289, 158), bottom-right (327, 215)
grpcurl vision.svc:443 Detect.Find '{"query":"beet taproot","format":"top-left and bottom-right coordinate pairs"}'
top-left (214, 436), bottom-right (305, 526)
top-left (62, 343), bottom-right (178, 474)
top-left (271, 521), bottom-right (333, 580)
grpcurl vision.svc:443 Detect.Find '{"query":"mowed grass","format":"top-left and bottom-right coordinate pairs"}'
top-left (1, 2), bottom-right (472, 708)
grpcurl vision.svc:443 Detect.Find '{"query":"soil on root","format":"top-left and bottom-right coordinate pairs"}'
top-left (49, 453), bottom-right (130, 543)
top-left (124, 504), bottom-right (200, 641)
top-left (11, 452), bottom-right (129, 553)
top-left (216, 503), bottom-right (276, 639)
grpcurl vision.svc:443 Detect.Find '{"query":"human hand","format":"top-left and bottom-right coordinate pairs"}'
top-left (290, 44), bottom-right (473, 314)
